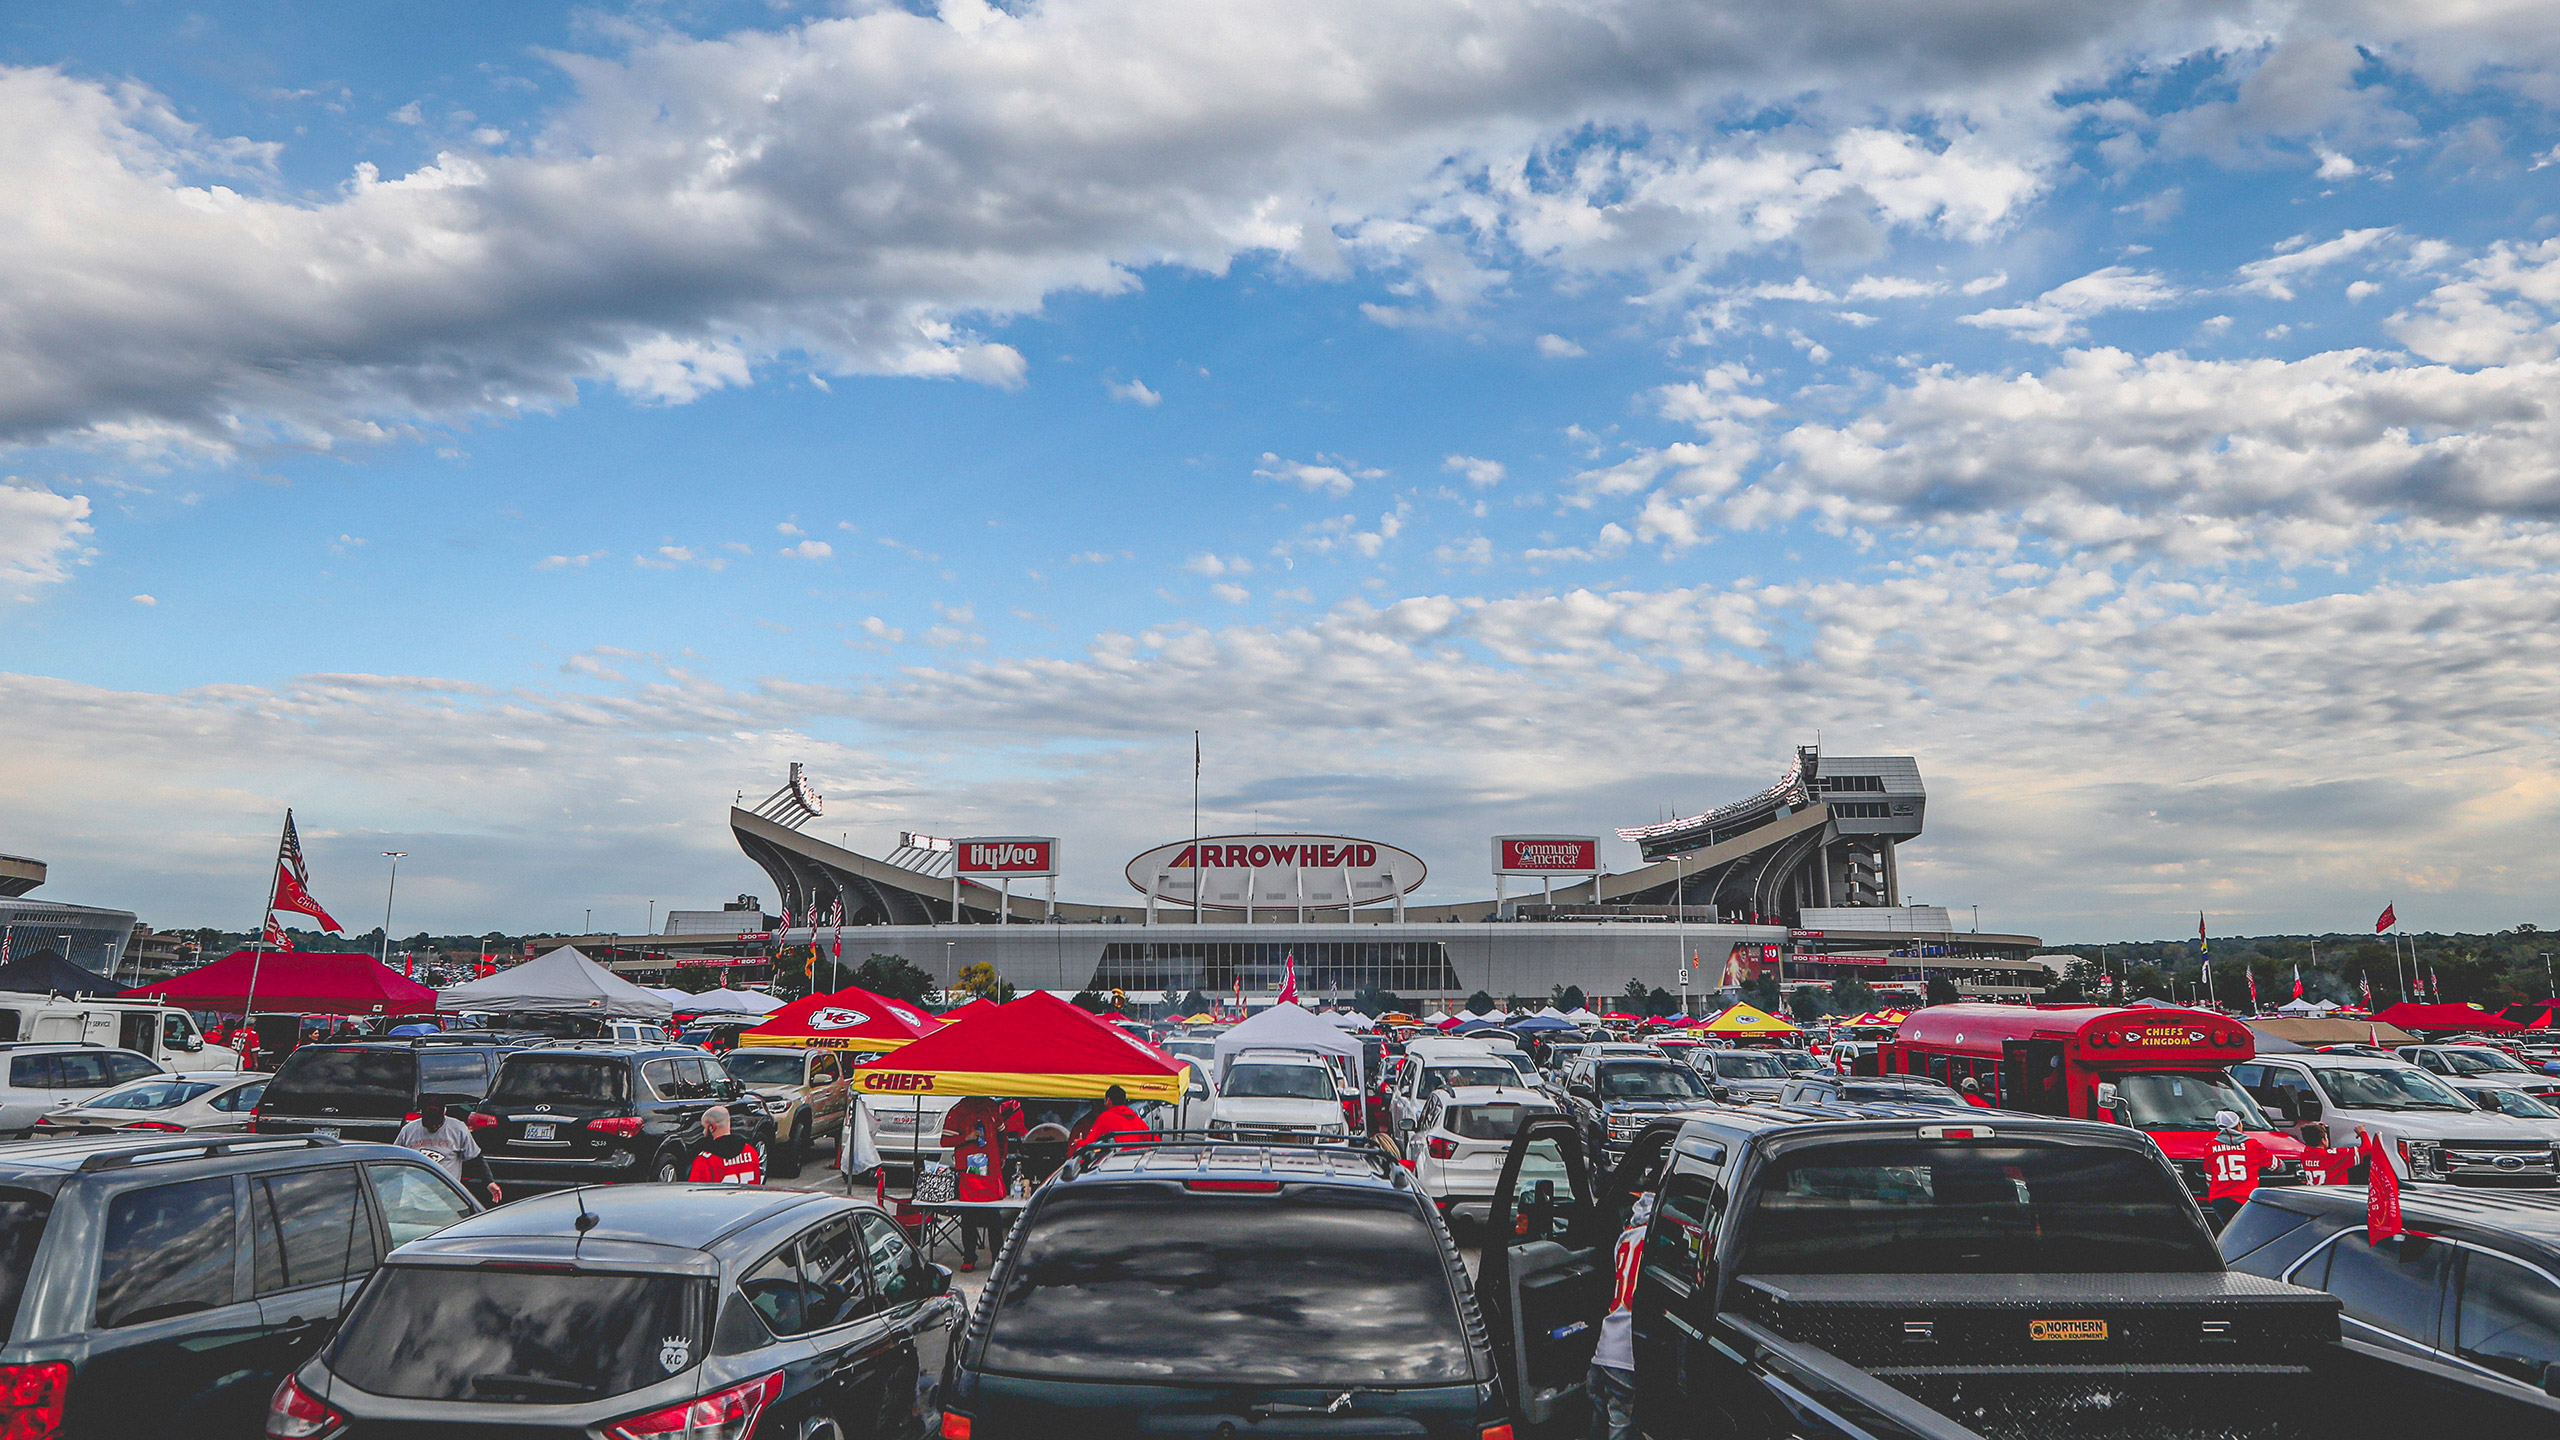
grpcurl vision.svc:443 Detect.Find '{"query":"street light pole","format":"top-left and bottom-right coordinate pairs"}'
top-left (379, 852), bottom-right (407, 971)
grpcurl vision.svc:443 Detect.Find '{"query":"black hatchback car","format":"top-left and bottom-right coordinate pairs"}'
top-left (0, 1131), bottom-right (477, 1438)
top-left (468, 1042), bottom-right (779, 1190)
top-left (277, 1185), bottom-right (965, 1438)
top-left (2220, 1183), bottom-right (2560, 1398)
top-left (942, 1136), bottom-right (1508, 1438)
top-left (254, 1037), bottom-right (519, 1143)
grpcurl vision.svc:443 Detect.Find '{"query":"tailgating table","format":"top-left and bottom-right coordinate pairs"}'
top-left (906, 1197), bottom-right (1029, 1264)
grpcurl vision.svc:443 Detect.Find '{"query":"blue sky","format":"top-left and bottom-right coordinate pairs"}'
top-left (6, 1), bottom-right (2560, 941)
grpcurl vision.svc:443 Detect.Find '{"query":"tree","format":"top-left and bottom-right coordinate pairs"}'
top-left (2041, 977), bottom-right (2087, 1004)
top-left (1829, 976), bottom-right (1879, 1015)
top-left (1646, 986), bottom-right (1678, 1018)
top-left (1621, 977), bottom-right (1649, 1010)
top-left (669, 967), bottom-right (722, 995)
top-left (1558, 984), bottom-right (1588, 1014)
top-left (955, 962), bottom-right (1015, 1004)
top-left (1924, 975), bottom-right (1960, 1008)
top-left (1177, 988), bottom-right (1212, 1016)
top-left (1465, 990), bottom-right (1496, 1015)
top-left (1353, 986), bottom-right (1408, 1017)
top-left (852, 953), bottom-right (935, 1004)
top-left (1788, 985), bottom-right (1829, 1021)
top-left (1740, 973), bottom-right (1781, 1013)
top-left (1069, 989), bottom-right (1108, 1012)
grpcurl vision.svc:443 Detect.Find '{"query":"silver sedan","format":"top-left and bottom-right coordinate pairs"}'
top-left (35, 1071), bottom-right (270, 1135)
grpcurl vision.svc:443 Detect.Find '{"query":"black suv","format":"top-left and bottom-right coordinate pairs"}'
top-left (276, 1184), bottom-right (965, 1437)
top-left (1556, 1054), bottom-right (1720, 1164)
top-left (469, 1042), bottom-right (779, 1190)
top-left (253, 1037), bottom-right (519, 1142)
top-left (2221, 1184), bottom-right (2560, 1398)
top-left (0, 1132), bottom-right (477, 1437)
top-left (942, 1136), bottom-right (1507, 1438)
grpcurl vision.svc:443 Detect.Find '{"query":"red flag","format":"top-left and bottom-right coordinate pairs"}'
top-left (2246, 968), bottom-right (2259, 1010)
top-left (271, 863), bottom-right (343, 932)
top-left (2291, 965), bottom-right (2304, 1001)
top-left (1276, 954), bottom-right (1300, 1005)
top-left (261, 916), bottom-right (296, 951)
top-left (2375, 904), bottom-right (2395, 933)
top-left (2363, 1129), bottom-right (2403, 1245)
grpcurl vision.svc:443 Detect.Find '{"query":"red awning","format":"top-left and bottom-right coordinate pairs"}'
top-left (737, 986), bottom-right (944, 1052)
top-left (936, 998), bottom-right (1003, 1025)
top-left (852, 991), bottom-right (1189, 1101)
top-left (124, 951), bottom-right (439, 1016)
top-left (2367, 1002), bottom-right (2525, 1033)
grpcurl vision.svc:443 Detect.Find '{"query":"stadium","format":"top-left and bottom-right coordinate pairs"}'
top-left (706, 749), bottom-right (2048, 1008)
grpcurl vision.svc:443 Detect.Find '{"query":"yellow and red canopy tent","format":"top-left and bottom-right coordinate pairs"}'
top-left (852, 990), bottom-right (1190, 1101)
top-left (737, 984), bottom-right (944, 1053)
top-left (1693, 1002), bottom-right (1800, 1037)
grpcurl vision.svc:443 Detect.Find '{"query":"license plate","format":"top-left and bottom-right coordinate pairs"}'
top-left (524, 1123), bottom-right (555, 1141)
top-left (310, 1127), bottom-right (338, 1139)
top-left (2029, 1319), bottom-right (2108, 1342)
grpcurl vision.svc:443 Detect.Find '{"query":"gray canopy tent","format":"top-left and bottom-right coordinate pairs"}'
top-left (435, 945), bottom-right (673, 1020)
top-left (1209, 1001), bottom-right (1366, 1091)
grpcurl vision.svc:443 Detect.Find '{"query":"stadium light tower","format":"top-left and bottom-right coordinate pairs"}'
top-left (379, 853), bottom-right (407, 970)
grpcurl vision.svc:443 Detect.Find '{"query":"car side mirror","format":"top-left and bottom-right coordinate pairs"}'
top-left (180, 1036), bottom-right (204, 1052)
top-left (929, 1262), bottom-right (955, 1298)
top-left (2093, 1081), bottom-right (2121, 1119)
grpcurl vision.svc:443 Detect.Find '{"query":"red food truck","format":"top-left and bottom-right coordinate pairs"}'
top-left (1877, 1003), bottom-right (2313, 1206)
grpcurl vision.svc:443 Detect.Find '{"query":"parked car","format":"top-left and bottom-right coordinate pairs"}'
top-left (0, 1048), bottom-right (169, 1134)
top-left (1699, 1047), bottom-right (1795, 1101)
top-left (941, 1135), bottom-right (1504, 1438)
top-left (468, 1042), bottom-right (779, 1189)
top-left (2445, 1077), bottom-right (2560, 1138)
top-left (2220, 1183), bottom-right (2560, 1400)
top-left (1209, 1049), bottom-right (1350, 1137)
top-left (1774, 1048), bottom-right (1823, 1074)
top-left (1404, 1084), bottom-right (1557, 1224)
top-left (1556, 1054), bottom-right (1720, 1164)
top-left (253, 1037), bottom-right (517, 1143)
top-left (33, 1070), bottom-right (268, 1135)
top-left (2233, 1052), bottom-right (2560, 1185)
top-left (0, 1131), bottom-right (477, 1437)
top-left (2401, 1044), bottom-right (2560, 1104)
top-left (720, 1045), bottom-right (852, 1173)
top-left (274, 1184), bottom-right (965, 1438)
top-left (605, 1018), bottom-right (677, 1045)
top-left (1386, 1043), bottom-right (1527, 1139)
top-left (0, 999), bottom-right (227, 1072)
top-left (1776, 1073), bottom-right (1975, 1110)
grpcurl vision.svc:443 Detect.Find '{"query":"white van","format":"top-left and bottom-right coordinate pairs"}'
top-left (0, 996), bottom-right (222, 1072)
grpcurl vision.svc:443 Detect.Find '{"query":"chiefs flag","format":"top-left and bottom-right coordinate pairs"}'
top-left (260, 916), bottom-right (296, 951)
top-left (2363, 1130), bottom-right (2403, 1245)
top-left (271, 864), bottom-right (343, 932)
top-left (1276, 954), bottom-right (1300, 1005)
top-left (2375, 904), bottom-right (2396, 934)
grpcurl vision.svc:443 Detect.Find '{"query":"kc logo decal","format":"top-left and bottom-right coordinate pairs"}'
top-left (807, 1006), bottom-right (870, 1031)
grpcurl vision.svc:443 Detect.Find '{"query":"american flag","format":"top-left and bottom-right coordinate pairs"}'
top-left (278, 810), bottom-right (311, 887)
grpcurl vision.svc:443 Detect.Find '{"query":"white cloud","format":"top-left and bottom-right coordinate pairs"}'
top-left (1433, 535), bottom-right (1494, 566)
top-left (0, 482), bottom-right (91, 595)
top-left (1106, 376), bottom-right (1162, 406)
top-left (2233, 226), bottom-right (2394, 300)
top-left (1534, 333), bottom-right (1587, 358)
top-left (535, 549), bottom-right (608, 570)
top-left (2347, 281), bottom-right (2380, 301)
top-left (1961, 271), bottom-right (2009, 295)
top-left (779, 539), bottom-right (833, 560)
top-left (1256, 452), bottom-right (1382, 495)
top-left (1960, 266), bottom-right (2180, 345)
top-left (1209, 582), bottom-right (1251, 604)
top-left (1442, 454), bottom-right (1506, 487)
top-left (2313, 146), bottom-right (2359, 179)
top-left (2386, 238), bottom-right (2560, 367)
top-left (129, 593), bottom-right (154, 606)
top-left (1844, 275), bottom-right (1943, 300)
top-left (1183, 553), bottom-right (1254, 577)
top-left (860, 616), bottom-right (903, 644)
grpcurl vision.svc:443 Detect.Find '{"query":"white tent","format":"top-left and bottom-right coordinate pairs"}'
top-left (1211, 1001), bottom-right (1366, 1090)
top-left (1325, 1010), bottom-right (1373, 1030)
top-left (1421, 1011), bottom-right (1451, 1024)
top-left (1530, 1005), bottom-right (1572, 1022)
top-left (2275, 997), bottom-right (2339, 1016)
top-left (1563, 1007), bottom-right (1602, 1024)
top-left (1479, 1008), bottom-right (1511, 1022)
top-left (676, 988), bottom-right (786, 1016)
top-left (436, 946), bottom-right (672, 1020)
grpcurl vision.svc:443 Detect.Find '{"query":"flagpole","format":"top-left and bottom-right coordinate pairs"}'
top-left (243, 812), bottom-right (289, 1028)
top-left (1191, 731), bottom-right (1201, 927)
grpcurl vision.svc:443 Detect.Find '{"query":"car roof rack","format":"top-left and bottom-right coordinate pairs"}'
top-left (78, 1133), bottom-right (342, 1173)
top-left (1066, 1131), bottom-right (1399, 1182)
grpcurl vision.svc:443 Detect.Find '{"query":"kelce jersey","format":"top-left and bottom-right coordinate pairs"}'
top-left (689, 1143), bottom-right (764, 1185)
top-left (1590, 1214), bottom-right (1648, 1372)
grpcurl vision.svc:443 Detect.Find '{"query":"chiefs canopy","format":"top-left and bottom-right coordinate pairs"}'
top-left (851, 990), bottom-right (1188, 1101)
top-left (2368, 1001), bottom-right (2524, 1034)
top-left (738, 985), bottom-right (944, 1052)
top-left (1693, 1001), bottom-right (1800, 1036)
top-left (125, 951), bottom-right (438, 1016)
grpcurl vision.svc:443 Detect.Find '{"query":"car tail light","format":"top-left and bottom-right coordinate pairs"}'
top-left (939, 1413), bottom-right (973, 1440)
top-left (1185, 1180), bottom-right (1280, 1193)
top-left (588, 1115), bottom-right (646, 1136)
top-left (120, 1121), bottom-right (185, 1132)
top-left (265, 1373), bottom-right (342, 1439)
top-left (1426, 1136), bottom-right (1459, 1159)
top-left (1480, 1426), bottom-right (1515, 1440)
top-left (603, 1370), bottom-right (781, 1440)
top-left (0, 1361), bottom-right (68, 1439)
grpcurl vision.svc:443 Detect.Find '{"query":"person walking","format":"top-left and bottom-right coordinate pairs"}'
top-left (687, 1105), bottom-right (765, 1184)
top-left (393, 1096), bottom-right (502, 1205)
top-left (1074, 1085), bottom-right (1150, 1151)
top-left (941, 1094), bottom-right (1025, 1271)
top-left (1587, 1191), bottom-right (1654, 1440)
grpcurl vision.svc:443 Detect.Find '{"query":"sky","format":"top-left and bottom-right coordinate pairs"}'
top-left (6, 0), bottom-right (2560, 944)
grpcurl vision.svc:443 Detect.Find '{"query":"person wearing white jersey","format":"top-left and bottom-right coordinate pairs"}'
top-left (1588, 1191), bottom-right (1654, 1440)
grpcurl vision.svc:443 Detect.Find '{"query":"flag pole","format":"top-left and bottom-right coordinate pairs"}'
top-left (1190, 731), bottom-right (1202, 928)
top-left (243, 812), bottom-right (288, 1029)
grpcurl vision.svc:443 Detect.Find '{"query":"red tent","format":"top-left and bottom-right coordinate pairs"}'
top-left (853, 991), bottom-right (1188, 1100)
top-left (2368, 1001), bottom-right (2525, 1034)
top-left (125, 951), bottom-right (437, 1016)
top-left (937, 997), bottom-right (1002, 1025)
top-left (737, 986), bottom-right (943, 1053)
top-left (2501, 1002), bottom-right (2560, 1029)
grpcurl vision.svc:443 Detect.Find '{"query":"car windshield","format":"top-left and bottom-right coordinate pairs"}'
top-left (2444, 1049), bottom-right (2532, 1075)
top-left (721, 1052), bottom-right (805, 1085)
top-left (264, 1048), bottom-right (417, 1117)
top-left (2313, 1065), bottom-right (2472, 1111)
top-left (2473, 1086), bottom-right (2560, 1119)
top-left (1498, 1054), bottom-right (1538, 1080)
top-left (488, 1058), bottom-right (630, 1107)
top-left (1223, 1063), bottom-right (1335, 1101)
top-left (1715, 1052), bottom-right (1791, 1080)
top-left (82, 1079), bottom-right (222, 1111)
top-left (1740, 1140), bottom-right (2220, 1275)
top-left (1426, 1064), bottom-right (1519, 1092)
top-left (1600, 1065), bottom-right (1709, 1099)
top-left (1446, 1103), bottom-right (1548, 1140)
top-left (980, 1186), bottom-right (1471, 1384)
top-left (1838, 1083), bottom-right (1969, 1107)
top-left (2110, 1072), bottom-right (2274, 1131)
top-left (1778, 1052), bottom-right (1820, 1071)
top-left (327, 1266), bottom-right (711, 1402)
